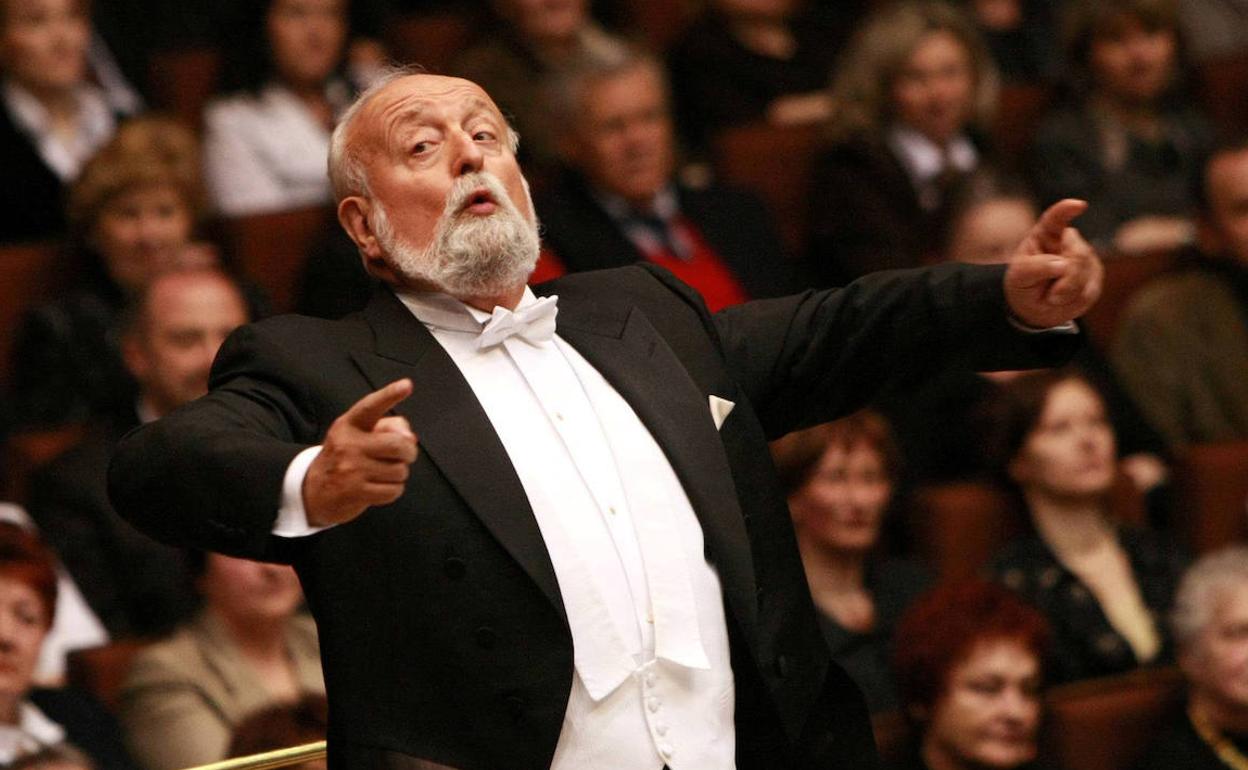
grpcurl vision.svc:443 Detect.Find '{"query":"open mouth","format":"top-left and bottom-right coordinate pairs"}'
top-left (461, 188), bottom-right (498, 215)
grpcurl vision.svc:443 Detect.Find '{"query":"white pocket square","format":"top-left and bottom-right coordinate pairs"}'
top-left (708, 395), bottom-right (735, 430)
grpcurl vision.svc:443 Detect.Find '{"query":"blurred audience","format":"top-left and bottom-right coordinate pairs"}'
top-left (227, 695), bottom-right (327, 769)
top-left (535, 44), bottom-right (798, 309)
top-left (204, 0), bottom-right (356, 217)
top-left (1029, 0), bottom-right (1212, 254)
top-left (891, 579), bottom-right (1052, 770)
top-left (1112, 138), bottom-right (1248, 447)
top-left (772, 411), bottom-right (930, 712)
top-left (989, 370), bottom-right (1185, 684)
top-left (807, 0), bottom-right (999, 285)
top-left (1137, 546), bottom-right (1248, 770)
top-left (0, 524), bottom-right (131, 770)
top-left (29, 269), bottom-right (249, 641)
top-left (119, 553), bottom-right (322, 770)
top-left (9, 118), bottom-right (215, 430)
top-left (667, 0), bottom-right (844, 150)
top-left (451, 0), bottom-right (623, 170)
top-left (0, 0), bottom-right (119, 243)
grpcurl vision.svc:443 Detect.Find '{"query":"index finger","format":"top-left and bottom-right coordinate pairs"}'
top-left (1032, 199), bottom-right (1088, 253)
top-left (345, 378), bottom-right (413, 431)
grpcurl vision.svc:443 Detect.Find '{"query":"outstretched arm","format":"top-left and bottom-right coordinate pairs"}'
top-left (713, 200), bottom-right (1100, 439)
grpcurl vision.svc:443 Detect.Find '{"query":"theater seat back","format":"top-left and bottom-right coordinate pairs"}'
top-left (1041, 667), bottom-right (1186, 770)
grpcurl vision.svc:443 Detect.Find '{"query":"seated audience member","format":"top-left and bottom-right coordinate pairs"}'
top-left (10, 118), bottom-right (214, 429)
top-left (989, 370), bottom-right (1186, 685)
top-left (1138, 547), bottom-right (1248, 770)
top-left (1028, 0), bottom-right (1213, 254)
top-left (227, 695), bottom-right (327, 770)
top-left (878, 170), bottom-right (1170, 490)
top-left (29, 269), bottom-right (249, 640)
top-left (450, 0), bottom-right (622, 170)
top-left (0, 504), bottom-right (106, 689)
top-left (890, 579), bottom-right (1053, 770)
top-left (806, 0), bottom-right (999, 286)
top-left (772, 411), bottom-right (930, 712)
top-left (120, 553), bottom-right (323, 770)
top-left (204, 0), bottom-right (356, 217)
top-left (535, 44), bottom-right (798, 310)
top-left (0, 0), bottom-right (119, 243)
top-left (1112, 139), bottom-right (1248, 447)
top-left (667, 0), bottom-right (844, 149)
top-left (0, 524), bottom-right (131, 770)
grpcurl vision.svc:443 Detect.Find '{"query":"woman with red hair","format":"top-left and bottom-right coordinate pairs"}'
top-left (773, 410), bottom-right (931, 712)
top-left (0, 523), bottom-right (130, 769)
top-left (891, 578), bottom-right (1053, 770)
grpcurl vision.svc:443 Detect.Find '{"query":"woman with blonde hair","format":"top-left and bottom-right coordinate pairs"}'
top-left (806, 0), bottom-right (999, 286)
top-left (10, 117), bottom-right (216, 429)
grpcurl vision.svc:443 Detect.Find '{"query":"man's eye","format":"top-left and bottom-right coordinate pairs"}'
top-left (473, 130), bottom-right (497, 142)
top-left (412, 141), bottom-right (432, 155)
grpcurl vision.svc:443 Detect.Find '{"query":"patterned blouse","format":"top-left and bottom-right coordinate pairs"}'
top-left (990, 525), bottom-right (1186, 685)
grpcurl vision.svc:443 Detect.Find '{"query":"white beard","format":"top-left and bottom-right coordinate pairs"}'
top-left (372, 171), bottom-right (541, 298)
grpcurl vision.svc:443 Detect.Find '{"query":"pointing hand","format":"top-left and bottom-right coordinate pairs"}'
top-left (303, 379), bottom-right (418, 527)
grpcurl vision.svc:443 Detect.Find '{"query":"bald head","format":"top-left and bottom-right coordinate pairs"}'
top-left (329, 71), bottom-right (519, 201)
top-left (123, 268), bottom-right (249, 417)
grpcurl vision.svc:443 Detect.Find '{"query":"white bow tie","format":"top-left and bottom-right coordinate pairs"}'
top-left (477, 295), bottom-right (559, 349)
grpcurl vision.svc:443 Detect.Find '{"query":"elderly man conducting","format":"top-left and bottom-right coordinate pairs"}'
top-left (109, 71), bottom-right (1101, 770)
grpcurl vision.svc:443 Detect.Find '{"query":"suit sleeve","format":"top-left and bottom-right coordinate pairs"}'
top-left (107, 323), bottom-right (323, 562)
top-left (712, 262), bottom-right (1081, 440)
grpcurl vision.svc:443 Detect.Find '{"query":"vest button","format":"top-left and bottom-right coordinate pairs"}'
top-left (443, 557), bottom-right (467, 580)
top-left (475, 626), bottom-right (499, 649)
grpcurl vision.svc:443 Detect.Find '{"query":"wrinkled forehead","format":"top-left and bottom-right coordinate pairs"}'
top-left (352, 75), bottom-right (505, 153)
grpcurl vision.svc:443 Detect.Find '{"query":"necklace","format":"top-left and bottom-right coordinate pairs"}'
top-left (1190, 704), bottom-right (1248, 770)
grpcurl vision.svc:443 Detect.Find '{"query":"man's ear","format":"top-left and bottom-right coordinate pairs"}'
top-left (338, 196), bottom-right (381, 259)
top-left (1007, 454), bottom-right (1031, 486)
top-left (1197, 213), bottom-right (1224, 257)
top-left (121, 332), bottom-right (148, 382)
top-left (338, 196), bottom-right (399, 283)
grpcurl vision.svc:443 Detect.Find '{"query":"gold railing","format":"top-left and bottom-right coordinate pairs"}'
top-left (183, 741), bottom-right (327, 770)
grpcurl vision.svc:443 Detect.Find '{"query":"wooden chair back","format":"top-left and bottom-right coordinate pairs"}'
top-left (1041, 667), bottom-right (1186, 770)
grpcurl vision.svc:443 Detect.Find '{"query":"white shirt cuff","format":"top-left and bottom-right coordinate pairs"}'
top-left (1008, 316), bottom-right (1079, 335)
top-left (273, 445), bottom-right (331, 538)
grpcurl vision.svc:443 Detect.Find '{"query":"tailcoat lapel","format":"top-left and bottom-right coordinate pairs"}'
top-left (551, 292), bottom-right (759, 632)
top-left (350, 289), bottom-right (566, 623)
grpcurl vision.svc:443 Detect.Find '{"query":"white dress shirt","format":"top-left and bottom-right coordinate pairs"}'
top-left (887, 123), bottom-right (979, 212)
top-left (276, 288), bottom-right (736, 770)
top-left (2, 79), bottom-right (115, 182)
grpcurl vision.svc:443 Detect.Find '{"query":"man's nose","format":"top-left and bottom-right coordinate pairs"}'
top-left (451, 131), bottom-right (485, 177)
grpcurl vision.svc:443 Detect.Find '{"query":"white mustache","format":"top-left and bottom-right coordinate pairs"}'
top-left (444, 172), bottom-right (516, 218)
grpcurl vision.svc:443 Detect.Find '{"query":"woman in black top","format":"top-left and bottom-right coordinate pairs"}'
top-left (988, 369), bottom-right (1186, 685)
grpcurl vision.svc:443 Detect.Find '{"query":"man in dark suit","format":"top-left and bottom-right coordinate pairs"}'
top-left (109, 70), bottom-right (1101, 770)
top-left (33, 268), bottom-right (248, 638)
top-left (535, 45), bottom-right (799, 309)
